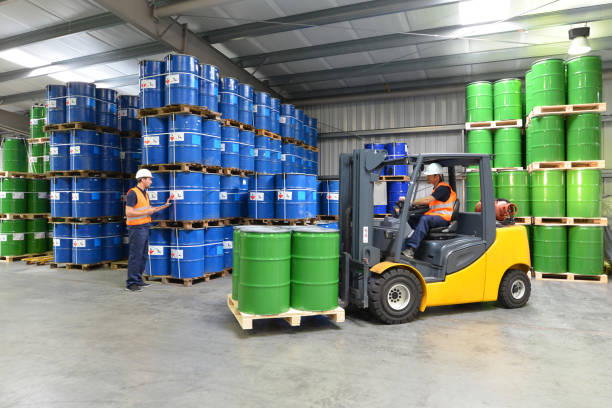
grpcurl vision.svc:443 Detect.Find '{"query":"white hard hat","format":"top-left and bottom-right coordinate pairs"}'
top-left (135, 169), bottom-right (153, 179)
top-left (422, 163), bottom-right (443, 176)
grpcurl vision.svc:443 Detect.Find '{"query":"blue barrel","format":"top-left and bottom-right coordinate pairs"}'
top-left (202, 119), bottom-right (221, 167)
top-left (50, 177), bottom-right (71, 217)
top-left (220, 175), bottom-right (240, 218)
top-left (384, 142), bottom-right (408, 176)
top-left (269, 137), bottom-right (281, 174)
top-left (95, 88), bottom-right (118, 129)
top-left (100, 132), bottom-right (120, 172)
top-left (199, 64), bottom-right (219, 111)
top-left (66, 82), bottom-right (95, 123)
top-left (220, 77), bottom-right (239, 121)
top-left (223, 225), bottom-right (233, 269)
top-left (203, 173), bottom-right (220, 219)
top-left (238, 83), bottom-right (253, 125)
top-left (46, 85), bottom-right (66, 125)
top-left (280, 104), bottom-right (295, 138)
top-left (255, 135), bottom-right (271, 173)
top-left (70, 129), bottom-right (100, 171)
top-left (168, 114), bottom-right (201, 164)
top-left (319, 180), bottom-right (339, 216)
top-left (275, 173), bottom-right (318, 219)
top-left (165, 54), bottom-right (199, 105)
top-left (387, 181), bottom-right (409, 214)
top-left (102, 222), bottom-right (123, 261)
top-left (149, 172), bottom-right (170, 220)
top-left (295, 145), bottom-right (305, 173)
top-left (304, 149), bottom-right (313, 175)
top-left (141, 117), bottom-right (168, 165)
top-left (50, 131), bottom-right (70, 171)
top-left (120, 137), bottom-right (142, 174)
top-left (145, 228), bottom-right (171, 276)
top-left (254, 91), bottom-right (271, 130)
top-left (102, 178), bottom-right (122, 217)
top-left (248, 174), bottom-right (275, 218)
top-left (281, 142), bottom-right (297, 173)
top-left (238, 130), bottom-right (254, 172)
top-left (239, 177), bottom-right (249, 217)
top-left (221, 126), bottom-right (240, 169)
top-left (294, 109), bottom-right (304, 142)
top-left (72, 177), bottom-right (102, 218)
top-left (170, 172), bottom-right (203, 221)
top-left (204, 226), bottom-right (224, 273)
top-left (139, 59), bottom-right (165, 109)
top-left (118, 96), bottom-right (140, 132)
top-left (52, 223), bottom-right (72, 263)
top-left (270, 97), bottom-right (280, 134)
top-left (171, 229), bottom-right (204, 278)
top-left (317, 221), bottom-right (339, 230)
top-left (365, 143), bottom-right (385, 150)
top-left (72, 224), bottom-right (102, 264)
top-left (313, 151), bottom-right (318, 174)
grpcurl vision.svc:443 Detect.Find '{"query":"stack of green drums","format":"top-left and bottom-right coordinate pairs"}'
top-left (26, 219), bottom-right (48, 254)
top-left (30, 105), bottom-right (46, 139)
top-left (0, 178), bottom-right (27, 214)
top-left (1, 138), bottom-right (27, 172)
top-left (26, 179), bottom-right (50, 214)
top-left (493, 79), bottom-right (522, 168)
top-left (495, 170), bottom-right (530, 217)
top-left (466, 82), bottom-right (493, 161)
top-left (0, 220), bottom-right (26, 256)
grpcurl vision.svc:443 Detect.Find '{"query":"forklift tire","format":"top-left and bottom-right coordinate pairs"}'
top-left (368, 269), bottom-right (422, 324)
top-left (497, 269), bottom-right (531, 309)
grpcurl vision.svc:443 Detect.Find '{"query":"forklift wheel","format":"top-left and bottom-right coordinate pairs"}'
top-left (497, 269), bottom-right (531, 309)
top-left (368, 269), bottom-right (422, 324)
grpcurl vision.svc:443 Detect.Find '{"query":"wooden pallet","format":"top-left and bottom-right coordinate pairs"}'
top-left (222, 118), bottom-right (255, 131)
top-left (528, 160), bottom-right (605, 172)
top-left (0, 251), bottom-right (52, 263)
top-left (513, 217), bottom-right (532, 225)
top-left (119, 130), bottom-right (141, 138)
top-left (47, 170), bottom-right (123, 178)
top-left (281, 137), bottom-right (300, 145)
top-left (255, 129), bottom-right (281, 140)
top-left (227, 294), bottom-right (344, 330)
top-left (533, 217), bottom-right (608, 226)
top-left (316, 215), bottom-right (339, 221)
top-left (139, 163), bottom-right (222, 173)
top-left (493, 167), bottom-right (524, 172)
top-left (22, 254), bottom-right (54, 265)
top-left (43, 121), bottom-right (119, 134)
top-left (27, 137), bottom-right (50, 144)
top-left (221, 167), bottom-right (250, 177)
top-left (50, 216), bottom-right (124, 224)
top-left (110, 259), bottom-right (129, 270)
top-left (144, 268), bottom-right (230, 287)
top-left (379, 175), bottom-right (410, 182)
top-left (137, 104), bottom-right (221, 120)
top-left (533, 271), bottom-right (608, 283)
top-left (224, 217), bottom-right (246, 226)
top-left (0, 171), bottom-right (46, 179)
top-left (244, 218), bottom-right (316, 226)
top-left (526, 103), bottom-right (607, 126)
top-left (465, 119), bottom-right (523, 130)
top-left (0, 213), bottom-right (50, 220)
top-left (50, 261), bottom-right (110, 271)
top-left (154, 219), bottom-right (226, 229)
top-left (306, 145), bottom-right (319, 152)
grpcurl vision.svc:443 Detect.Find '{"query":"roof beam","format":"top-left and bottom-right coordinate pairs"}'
top-left (200, 0), bottom-right (460, 44)
top-left (154, 0), bottom-right (229, 18)
top-left (0, 109), bottom-right (28, 135)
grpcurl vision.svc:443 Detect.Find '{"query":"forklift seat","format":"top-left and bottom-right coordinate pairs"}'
top-left (425, 200), bottom-right (460, 240)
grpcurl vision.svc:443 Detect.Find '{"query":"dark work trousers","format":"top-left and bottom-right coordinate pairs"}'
top-left (404, 214), bottom-right (449, 250)
top-left (126, 225), bottom-right (150, 287)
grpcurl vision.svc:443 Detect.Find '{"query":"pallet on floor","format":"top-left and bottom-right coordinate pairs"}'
top-left (526, 102), bottom-right (607, 125)
top-left (110, 259), bottom-right (128, 269)
top-left (0, 251), bottom-right (52, 263)
top-left (379, 175), bottom-right (410, 182)
top-left (465, 119), bottom-right (523, 130)
top-left (221, 118), bottom-right (255, 131)
top-left (532, 217), bottom-right (607, 226)
top-left (47, 170), bottom-right (123, 178)
top-left (532, 271), bottom-right (608, 283)
top-left (27, 137), bottom-right (50, 144)
top-left (50, 261), bottom-right (110, 271)
top-left (139, 163), bottom-right (222, 173)
top-left (43, 121), bottom-right (119, 134)
top-left (0, 213), bottom-right (50, 220)
top-left (255, 129), bottom-right (281, 140)
top-left (137, 104), bottom-right (221, 120)
top-left (528, 160), bottom-right (605, 172)
top-left (154, 219), bottom-right (226, 229)
top-left (144, 268), bottom-right (230, 286)
top-left (221, 167), bottom-right (251, 177)
top-left (244, 218), bottom-right (316, 226)
top-left (316, 214), bottom-right (339, 221)
top-left (22, 254), bottom-right (54, 265)
top-left (227, 294), bottom-right (344, 330)
top-left (50, 216), bottom-right (124, 224)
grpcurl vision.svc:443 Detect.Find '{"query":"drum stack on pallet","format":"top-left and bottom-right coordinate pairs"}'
top-left (365, 142), bottom-right (410, 217)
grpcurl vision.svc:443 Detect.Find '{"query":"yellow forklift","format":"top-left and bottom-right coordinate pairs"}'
top-left (338, 150), bottom-right (531, 324)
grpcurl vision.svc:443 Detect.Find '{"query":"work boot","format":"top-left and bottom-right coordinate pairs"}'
top-left (402, 247), bottom-right (415, 259)
top-left (137, 281), bottom-right (150, 287)
top-left (125, 284), bottom-right (142, 292)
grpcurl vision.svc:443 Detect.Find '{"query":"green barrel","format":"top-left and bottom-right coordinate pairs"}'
top-left (30, 105), bottom-right (46, 139)
top-left (291, 227), bottom-right (339, 311)
top-left (531, 170), bottom-right (565, 217)
top-left (29, 143), bottom-right (48, 174)
top-left (0, 178), bottom-right (27, 214)
top-left (566, 169), bottom-right (601, 218)
top-left (530, 58), bottom-right (566, 107)
top-left (2, 138), bottom-right (27, 172)
top-left (533, 226), bottom-right (566, 273)
top-left (521, 89), bottom-right (526, 120)
top-left (493, 128), bottom-right (522, 168)
top-left (238, 226), bottom-right (291, 315)
top-left (525, 126), bottom-right (533, 166)
top-left (566, 55), bottom-right (602, 104)
top-left (47, 221), bottom-right (53, 250)
top-left (26, 218), bottom-right (48, 254)
top-left (231, 226), bottom-right (242, 301)
top-left (27, 179), bottom-right (50, 214)
top-left (568, 227), bottom-right (603, 275)
top-left (465, 171), bottom-right (495, 211)
top-left (566, 113), bottom-right (601, 161)
top-left (466, 130), bottom-right (493, 154)
top-left (526, 225), bottom-right (534, 264)
top-left (495, 170), bottom-right (530, 216)
top-left (529, 116), bottom-right (565, 163)
top-left (466, 81), bottom-right (493, 122)
top-left (525, 70), bottom-right (533, 117)
top-left (493, 78), bottom-right (522, 120)
top-left (0, 220), bottom-right (26, 256)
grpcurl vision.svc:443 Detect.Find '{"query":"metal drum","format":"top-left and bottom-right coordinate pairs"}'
top-left (101, 178), bottom-right (122, 217)
top-left (295, 145), bottom-right (305, 173)
top-left (168, 114), bottom-right (202, 164)
top-left (493, 78), bottom-right (522, 120)
top-left (46, 85), bottom-right (66, 125)
top-left (495, 170), bottom-right (530, 216)
top-left (100, 132), bottom-right (120, 172)
top-left (525, 70), bottom-right (533, 118)
top-left (238, 226), bottom-right (291, 315)
top-left (529, 116), bottom-right (565, 163)
top-left (223, 225), bottom-right (233, 269)
top-left (465, 81), bottom-right (493, 122)
top-left (29, 142), bottom-right (48, 174)
top-left (567, 55), bottom-right (602, 104)
top-left (384, 143), bottom-right (408, 176)
top-left (139, 59), bottom-right (165, 109)
top-left (50, 177), bottom-right (71, 217)
top-left (148, 172), bottom-right (170, 220)
top-left (466, 130), bottom-right (493, 156)
top-left (199, 64), bottom-right (219, 111)
top-left (70, 129), bottom-right (101, 171)
top-left (170, 172), bottom-right (204, 221)
top-left (238, 177), bottom-right (249, 217)
top-left (493, 128), bottom-right (522, 168)
top-left (533, 226), bottom-right (566, 273)
top-left (275, 173), bottom-right (317, 219)
top-left (220, 77), bottom-right (239, 121)
top-left (282, 142), bottom-right (297, 173)
top-left (237, 84), bottom-right (253, 125)
top-left (294, 109), bottom-right (304, 143)
top-left (291, 226), bottom-right (339, 311)
top-left (231, 226), bottom-right (241, 300)
top-left (165, 53), bottom-right (199, 105)
top-left (567, 169), bottom-right (601, 218)
top-left (531, 170), bottom-right (565, 217)
top-left (145, 228), bottom-right (171, 276)
top-left (201, 119), bottom-right (221, 167)
top-left (0, 220), bottom-right (26, 256)
top-left (569, 227), bottom-right (603, 275)
top-left (52, 223), bottom-right (71, 262)
top-left (95, 88), bottom-right (118, 129)
top-left (141, 117), bottom-right (168, 165)
top-left (248, 174), bottom-right (275, 219)
top-left (27, 179), bottom-right (49, 214)
top-left (101, 222), bottom-right (123, 261)
top-left (530, 58), bottom-right (565, 106)
top-left (171, 229), bottom-right (205, 279)
top-left (318, 180), bottom-right (339, 216)
top-left (203, 174), bottom-right (220, 219)
top-left (120, 137), bottom-right (142, 175)
top-left (66, 82), bottom-right (95, 123)
top-left (386, 181), bottom-right (409, 214)
top-left (50, 131), bottom-right (70, 171)
top-left (221, 125), bottom-right (240, 169)
top-left (204, 226), bottom-right (224, 273)
top-left (269, 138), bottom-right (281, 174)
top-left (270, 97), bottom-right (280, 134)
top-left (2, 138), bottom-right (27, 172)
top-left (254, 134), bottom-right (271, 173)
top-left (26, 219), bottom-right (48, 254)
top-left (72, 177), bottom-right (102, 218)
top-left (465, 172), bottom-right (481, 212)
top-left (566, 113), bottom-right (601, 161)
top-left (118, 95), bottom-right (140, 132)
top-left (238, 129), bottom-right (254, 172)
top-left (279, 104), bottom-right (295, 138)
top-left (220, 175), bottom-right (241, 218)
top-left (0, 178), bottom-right (27, 214)
top-left (30, 105), bottom-right (46, 139)
top-left (72, 223), bottom-right (102, 264)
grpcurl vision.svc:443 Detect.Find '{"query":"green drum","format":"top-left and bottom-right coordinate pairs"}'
top-left (566, 114), bottom-right (601, 161)
top-left (529, 116), bottom-right (565, 163)
top-left (567, 55), bottom-right (602, 104)
top-left (0, 220), bottom-right (26, 256)
top-left (29, 143), bottom-right (48, 174)
top-left (466, 81), bottom-right (493, 122)
top-left (27, 179), bottom-right (50, 214)
top-left (231, 226), bottom-right (242, 301)
top-left (526, 225), bottom-right (534, 264)
top-left (568, 227), bottom-right (603, 275)
top-left (566, 169), bottom-right (601, 218)
top-left (530, 58), bottom-right (566, 107)
top-left (525, 126), bottom-right (533, 166)
top-left (465, 171), bottom-right (495, 211)
top-left (30, 105), bottom-right (46, 139)
top-left (521, 89), bottom-right (526, 120)
top-left (238, 226), bottom-right (291, 315)
top-left (533, 226), bottom-right (566, 273)
top-left (0, 178), bottom-right (27, 214)
top-left (531, 170), bottom-right (565, 217)
top-left (493, 78), bottom-right (522, 120)
top-left (47, 221), bottom-right (53, 250)
top-left (26, 218), bottom-right (48, 254)
top-left (291, 227), bottom-right (339, 311)
top-left (525, 70), bottom-right (533, 116)
top-left (493, 128), bottom-right (522, 168)
top-left (495, 170), bottom-right (530, 216)
top-left (466, 130), bottom-right (493, 154)
top-left (2, 138), bottom-right (27, 172)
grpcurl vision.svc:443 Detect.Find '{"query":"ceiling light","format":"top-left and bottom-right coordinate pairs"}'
top-left (568, 27), bottom-right (591, 55)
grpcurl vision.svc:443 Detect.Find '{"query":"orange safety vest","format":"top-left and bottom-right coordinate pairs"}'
top-left (126, 187), bottom-right (152, 226)
top-left (425, 181), bottom-right (457, 222)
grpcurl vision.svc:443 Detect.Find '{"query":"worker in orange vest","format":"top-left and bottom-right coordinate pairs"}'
top-left (125, 169), bottom-right (172, 292)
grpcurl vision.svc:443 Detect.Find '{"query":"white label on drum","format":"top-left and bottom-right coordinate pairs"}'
top-left (13, 233), bottom-right (24, 241)
top-left (47, 100), bottom-right (57, 108)
top-left (0, 192), bottom-right (5, 198)
top-left (277, 190), bottom-right (292, 200)
top-left (72, 193), bottom-right (80, 201)
top-left (53, 238), bottom-right (61, 247)
top-left (50, 192), bottom-right (60, 200)
top-left (253, 148), bottom-right (258, 157)
top-left (327, 193), bottom-right (339, 200)
top-left (253, 105), bottom-right (258, 113)
top-left (170, 190), bottom-right (184, 200)
top-left (279, 116), bottom-right (287, 124)
top-left (223, 240), bottom-right (233, 249)
top-left (38, 192), bottom-right (48, 199)
top-left (29, 156), bottom-right (38, 163)
top-left (66, 97), bottom-right (77, 106)
top-left (148, 245), bottom-right (163, 256)
top-left (281, 154), bottom-right (287, 162)
top-left (43, 156), bottom-right (50, 162)
top-left (70, 145), bottom-right (81, 154)
top-left (249, 192), bottom-right (264, 201)
top-left (34, 232), bottom-right (46, 239)
top-left (219, 191), bottom-right (228, 200)
top-left (220, 143), bottom-right (225, 152)
top-left (171, 249), bottom-right (183, 259)
top-left (73, 239), bottom-right (86, 248)
top-left (49, 147), bottom-right (59, 155)
top-left (165, 74), bottom-right (180, 85)
top-left (169, 132), bottom-right (184, 142)
top-left (0, 235), bottom-right (6, 242)
top-left (12, 192), bottom-right (24, 199)
top-left (123, 236), bottom-right (129, 244)
top-left (120, 152), bottom-right (126, 159)
top-left (119, 109), bottom-right (127, 117)
top-left (144, 136), bottom-right (159, 146)
top-left (147, 191), bottom-right (158, 201)
top-left (141, 79), bottom-right (156, 89)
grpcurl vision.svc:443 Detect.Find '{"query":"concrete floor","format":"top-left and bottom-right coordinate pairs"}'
top-left (0, 263), bottom-right (610, 408)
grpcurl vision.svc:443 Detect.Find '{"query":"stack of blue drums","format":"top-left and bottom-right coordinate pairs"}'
top-left (318, 180), bottom-right (339, 216)
top-left (384, 142), bottom-right (408, 176)
top-left (164, 227), bottom-right (224, 279)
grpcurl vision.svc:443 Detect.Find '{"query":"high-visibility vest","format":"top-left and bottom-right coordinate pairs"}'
top-left (126, 187), bottom-right (152, 226)
top-left (425, 181), bottom-right (457, 222)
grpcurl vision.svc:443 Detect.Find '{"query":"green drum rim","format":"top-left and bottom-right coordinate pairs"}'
top-left (532, 57), bottom-right (564, 66)
top-left (566, 55), bottom-right (602, 64)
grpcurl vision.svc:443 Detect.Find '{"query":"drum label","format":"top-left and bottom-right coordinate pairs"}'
top-left (34, 232), bottom-right (46, 239)
top-left (66, 98), bottom-right (77, 106)
top-left (253, 148), bottom-right (258, 157)
top-left (70, 145), bottom-right (81, 154)
top-left (144, 136), bottom-right (159, 146)
top-left (223, 240), bottom-right (233, 249)
top-left (0, 193), bottom-right (5, 198)
top-left (327, 193), bottom-right (339, 200)
top-left (170, 190), bottom-right (184, 200)
top-left (253, 105), bottom-right (258, 113)
top-left (72, 193), bottom-right (79, 201)
top-left (47, 100), bottom-right (56, 108)
top-left (277, 190), bottom-right (292, 200)
top-left (148, 245), bottom-right (163, 256)
top-left (53, 238), bottom-right (61, 247)
top-left (140, 79), bottom-right (156, 89)
top-left (119, 109), bottom-right (127, 117)
top-left (50, 192), bottom-right (60, 200)
top-left (169, 132), bottom-right (184, 142)
top-left (147, 191), bottom-right (158, 201)
top-left (219, 191), bottom-right (228, 200)
top-left (281, 154), bottom-right (286, 162)
top-left (38, 192), bottom-right (48, 199)
top-left (49, 147), bottom-right (59, 155)
top-left (12, 192), bottom-right (24, 199)
top-left (44, 156), bottom-right (50, 162)
top-left (165, 74), bottom-right (180, 85)
top-left (171, 249), bottom-right (183, 259)
top-left (220, 143), bottom-right (225, 152)
top-left (73, 239), bottom-right (86, 248)
top-left (120, 152), bottom-right (125, 159)
top-left (12, 233), bottom-right (24, 241)
top-left (0, 235), bottom-right (6, 242)
top-left (250, 192), bottom-right (264, 201)
top-left (29, 157), bottom-right (37, 163)
top-left (279, 116), bottom-right (287, 124)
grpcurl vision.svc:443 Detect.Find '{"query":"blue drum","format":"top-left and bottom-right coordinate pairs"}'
top-left (270, 97), bottom-right (280, 135)
top-left (101, 178), bottom-right (122, 217)
top-left (254, 135), bottom-right (271, 173)
top-left (46, 85), bottom-right (66, 125)
top-left (269, 137), bottom-right (281, 174)
top-left (168, 114), bottom-right (202, 164)
top-left (170, 172), bottom-right (204, 221)
top-left (95, 88), bottom-right (118, 129)
top-left (139, 59), bottom-right (165, 109)
top-left (317, 221), bottom-right (338, 230)
top-left (165, 53), bottom-right (199, 106)
top-left (201, 119), bottom-right (221, 167)
top-left (254, 91), bottom-right (271, 131)
top-left (319, 180), bottom-right (339, 216)
top-left (220, 77), bottom-right (239, 121)
top-left (238, 130), bottom-right (254, 172)
top-left (100, 132), bottom-right (120, 172)
top-left (141, 117), bottom-right (168, 165)
top-left (294, 109), bottom-right (304, 142)
top-left (204, 226), bottom-right (224, 273)
top-left (50, 131), bottom-right (70, 171)
top-left (118, 95), bottom-right (140, 132)
top-left (237, 83), bottom-right (253, 125)
top-left (149, 172), bottom-right (170, 221)
top-left (275, 173), bottom-right (317, 219)
top-left (281, 142), bottom-right (297, 173)
top-left (120, 137), bottom-right (142, 174)
top-left (66, 82), bottom-right (95, 123)
top-left (239, 177), bottom-right (249, 217)
top-left (223, 225), bottom-right (233, 269)
top-left (384, 142), bottom-right (408, 176)
top-left (221, 126), bottom-right (240, 169)
top-left (280, 104), bottom-right (295, 138)
top-left (248, 174), bottom-right (275, 219)
top-left (202, 173), bottom-right (220, 219)
top-left (220, 175), bottom-right (240, 218)
top-left (145, 228), bottom-right (171, 276)
top-left (52, 223), bottom-right (72, 263)
top-left (50, 177), bottom-right (71, 217)
top-left (295, 145), bottom-right (305, 173)
top-left (70, 129), bottom-right (100, 171)
top-left (102, 222), bottom-right (123, 261)
top-left (199, 64), bottom-right (219, 111)
top-left (72, 223), bottom-right (102, 264)
top-left (171, 229), bottom-right (204, 279)
top-left (387, 181), bottom-right (409, 214)
top-left (72, 177), bottom-right (102, 218)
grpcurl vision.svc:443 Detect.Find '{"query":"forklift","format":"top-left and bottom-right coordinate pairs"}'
top-left (338, 150), bottom-right (531, 324)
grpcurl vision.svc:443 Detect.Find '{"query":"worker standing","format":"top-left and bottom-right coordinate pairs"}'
top-left (125, 169), bottom-right (172, 292)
